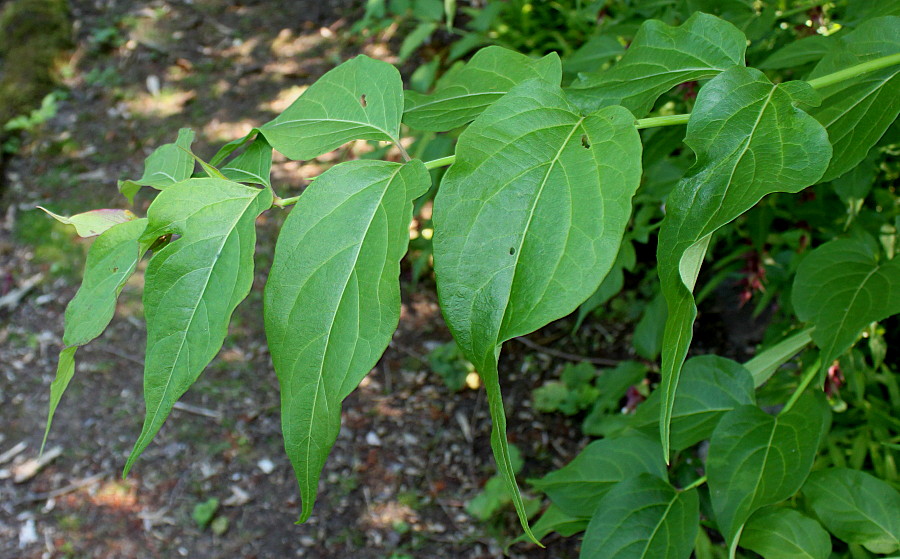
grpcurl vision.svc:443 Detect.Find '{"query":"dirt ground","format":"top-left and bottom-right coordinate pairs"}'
top-left (0, 1), bottom-right (614, 557)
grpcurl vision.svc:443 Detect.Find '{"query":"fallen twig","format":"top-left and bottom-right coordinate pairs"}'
top-left (513, 336), bottom-right (620, 366)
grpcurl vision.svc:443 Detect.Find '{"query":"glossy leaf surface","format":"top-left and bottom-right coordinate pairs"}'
top-left (808, 17), bottom-right (900, 181)
top-left (803, 468), bottom-right (900, 554)
top-left (125, 179), bottom-right (272, 474)
top-left (433, 78), bottom-right (641, 536)
top-left (403, 46), bottom-right (561, 131)
top-left (657, 67), bottom-right (831, 458)
top-left (261, 55), bottom-right (403, 160)
top-left (567, 12), bottom-right (746, 116)
top-left (580, 474), bottom-right (698, 559)
top-left (529, 434), bottom-right (665, 517)
top-left (118, 128), bottom-right (195, 203)
top-left (265, 160), bottom-right (429, 521)
top-left (707, 393), bottom-right (829, 549)
top-left (740, 507), bottom-right (831, 559)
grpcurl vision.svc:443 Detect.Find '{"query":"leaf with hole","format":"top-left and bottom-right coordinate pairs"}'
top-left (433, 77), bottom-right (642, 538)
top-left (124, 179), bottom-right (272, 474)
top-left (260, 55), bottom-right (403, 160)
top-left (656, 66), bottom-right (831, 458)
top-left (264, 160), bottom-right (430, 522)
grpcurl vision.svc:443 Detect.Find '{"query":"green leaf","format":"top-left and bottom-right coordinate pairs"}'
top-left (580, 474), bottom-right (699, 559)
top-left (264, 160), bottom-right (429, 522)
top-left (743, 327), bottom-right (814, 387)
top-left (433, 78), bottom-right (642, 538)
top-left (808, 16), bottom-right (900, 182)
top-left (398, 21), bottom-right (437, 62)
top-left (633, 292), bottom-right (667, 360)
top-left (526, 504), bottom-right (589, 542)
top-left (566, 12), bottom-right (747, 116)
top-left (37, 207), bottom-right (138, 238)
top-left (118, 128), bottom-right (195, 203)
top-left (124, 179), bottom-right (272, 475)
top-left (632, 355), bottom-right (755, 450)
top-left (260, 55), bottom-right (403, 160)
top-left (403, 46), bottom-right (562, 132)
top-left (221, 135), bottom-right (273, 188)
top-left (563, 34), bottom-right (624, 76)
top-left (758, 35), bottom-right (835, 70)
top-left (657, 67), bottom-right (831, 459)
top-left (707, 393), bottom-right (830, 550)
top-left (740, 507), bottom-right (831, 559)
top-left (529, 434), bottom-right (665, 517)
top-left (803, 468), bottom-right (900, 554)
top-left (43, 218), bottom-right (149, 451)
top-left (793, 238), bottom-right (900, 368)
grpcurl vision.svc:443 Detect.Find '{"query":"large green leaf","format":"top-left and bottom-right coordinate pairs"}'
top-left (529, 434), bottom-right (666, 517)
top-left (44, 218), bottom-right (149, 450)
top-left (739, 507), bottom-right (831, 559)
top-left (433, 78), bottom-right (642, 537)
top-left (580, 474), bottom-right (699, 559)
top-left (260, 55), bottom-right (403, 160)
top-left (118, 128), bottom-right (195, 203)
top-left (656, 67), bottom-right (831, 459)
top-left (221, 135), bottom-right (273, 188)
top-left (264, 160), bottom-right (429, 522)
top-left (403, 46), bottom-right (562, 132)
top-left (793, 238), bottom-right (900, 368)
top-left (706, 393), bottom-right (830, 550)
top-left (124, 179), bottom-right (272, 474)
top-left (808, 17), bottom-right (900, 181)
top-left (631, 355), bottom-right (755, 450)
top-left (566, 12), bottom-right (747, 116)
top-left (758, 35), bottom-right (835, 70)
top-left (803, 468), bottom-right (900, 554)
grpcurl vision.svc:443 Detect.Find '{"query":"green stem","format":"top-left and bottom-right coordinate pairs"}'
top-left (807, 53), bottom-right (900, 90)
top-left (780, 356), bottom-right (822, 415)
top-left (424, 155), bottom-right (455, 170)
top-left (681, 475), bottom-right (707, 491)
top-left (635, 113), bottom-right (691, 129)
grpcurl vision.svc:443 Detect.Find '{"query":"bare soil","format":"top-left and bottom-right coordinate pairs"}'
top-left (0, 1), bottom-right (607, 557)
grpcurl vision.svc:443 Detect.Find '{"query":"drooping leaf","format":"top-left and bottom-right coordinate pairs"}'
top-left (221, 135), bottom-right (273, 188)
top-left (529, 434), bottom-right (666, 517)
top-left (522, 504), bottom-right (589, 543)
top-left (758, 35), bottom-right (835, 70)
top-left (707, 393), bottom-right (830, 550)
top-left (656, 67), bottom-right (831, 459)
top-left (574, 240), bottom-right (634, 329)
top-left (124, 179), bottom-right (272, 474)
top-left (807, 16), bottom-right (900, 181)
top-left (802, 468), bottom-right (900, 554)
top-left (580, 474), bottom-right (699, 559)
top-left (566, 12), bottom-right (747, 116)
top-left (433, 78), bottom-right (642, 538)
top-left (740, 506), bottom-right (832, 559)
top-left (37, 207), bottom-right (138, 238)
top-left (403, 46), bottom-right (562, 132)
top-left (264, 160), bottom-right (429, 522)
top-left (632, 292), bottom-right (667, 360)
top-left (43, 218), bottom-right (149, 450)
top-left (118, 128), bottom-right (196, 203)
top-left (793, 237), bottom-right (900, 368)
top-left (260, 55), bottom-right (403, 160)
top-left (631, 355), bottom-right (755, 450)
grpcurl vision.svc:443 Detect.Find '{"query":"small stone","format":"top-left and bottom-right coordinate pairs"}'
top-left (365, 431), bottom-right (382, 446)
top-left (257, 458), bottom-right (275, 474)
